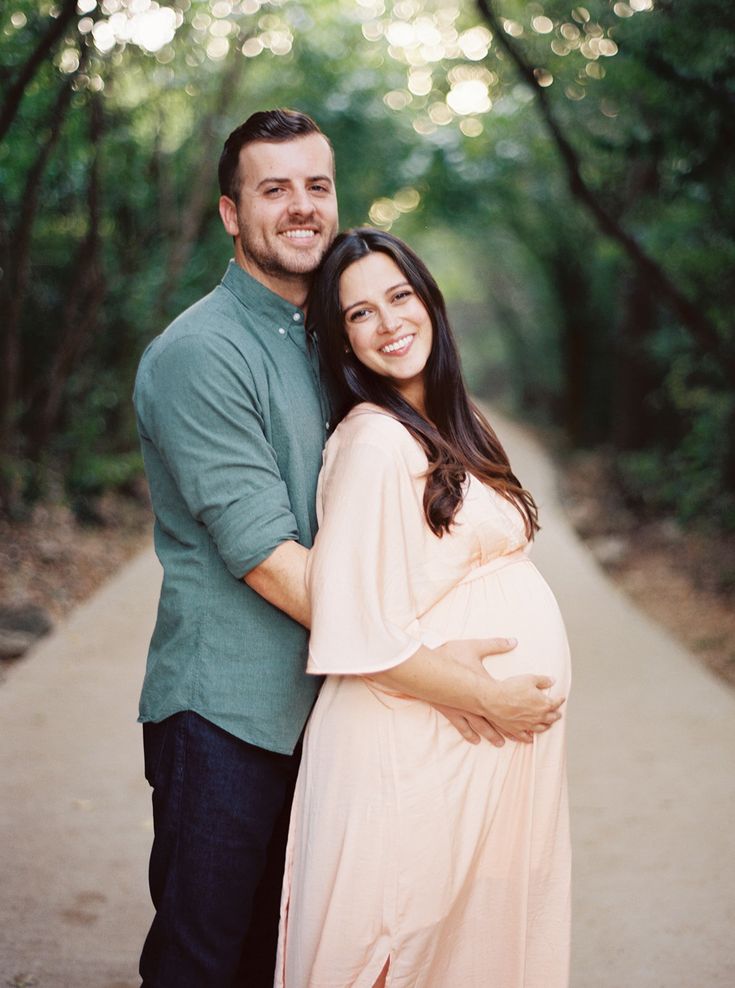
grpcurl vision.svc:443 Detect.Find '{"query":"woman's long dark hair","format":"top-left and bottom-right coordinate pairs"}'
top-left (308, 228), bottom-right (539, 540)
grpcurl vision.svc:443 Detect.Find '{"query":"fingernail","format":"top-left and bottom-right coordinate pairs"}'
top-left (507, 637), bottom-right (518, 646)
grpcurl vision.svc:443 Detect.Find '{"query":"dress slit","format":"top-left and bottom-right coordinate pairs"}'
top-left (371, 955), bottom-right (391, 988)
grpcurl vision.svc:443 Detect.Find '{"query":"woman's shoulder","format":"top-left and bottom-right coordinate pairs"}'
top-left (327, 403), bottom-right (425, 464)
top-left (334, 402), bottom-right (415, 445)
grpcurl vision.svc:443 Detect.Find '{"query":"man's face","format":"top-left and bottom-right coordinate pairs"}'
top-left (220, 134), bottom-right (338, 294)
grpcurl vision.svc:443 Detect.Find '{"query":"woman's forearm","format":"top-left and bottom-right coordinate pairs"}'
top-left (368, 642), bottom-right (564, 736)
top-left (369, 645), bottom-right (492, 714)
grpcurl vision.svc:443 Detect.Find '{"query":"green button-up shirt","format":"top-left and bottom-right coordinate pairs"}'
top-left (133, 260), bottom-right (329, 754)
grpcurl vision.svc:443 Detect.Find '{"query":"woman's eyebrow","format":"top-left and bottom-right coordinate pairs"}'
top-left (341, 298), bottom-right (368, 315)
top-left (342, 283), bottom-right (411, 315)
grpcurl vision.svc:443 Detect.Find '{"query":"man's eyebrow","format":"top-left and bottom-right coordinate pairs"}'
top-left (254, 174), bottom-right (334, 190)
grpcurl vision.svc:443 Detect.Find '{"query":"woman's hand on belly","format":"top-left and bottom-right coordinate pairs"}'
top-left (481, 673), bottom-right (565, 741)
top-left (439, 638), bottom-right (565, 742)
top-left (431, 637), bottom-right (519, 747)
top-left (370, 638), bottom-right (565, 744)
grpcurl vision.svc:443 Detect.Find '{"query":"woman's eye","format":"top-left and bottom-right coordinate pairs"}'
top-left (393, 290), bottom-right (412, 302)
top-left (348, 308), bottom-right (369, 322)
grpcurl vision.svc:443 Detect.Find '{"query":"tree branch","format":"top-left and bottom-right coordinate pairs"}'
top-left (0, 0), bottom-right (80, 144)
top-left (155, 35), bottom-right (251, 317)
top-left (475, 0), bottom-right (734, 380)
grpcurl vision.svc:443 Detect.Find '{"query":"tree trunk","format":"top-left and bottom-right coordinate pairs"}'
top-left (610, 158), bottom-right (663, 451)
top-left (29, 94), bottom-right (106, 458)
top-left (0, 39), bottom-right (91, 517)
top-left (611, 269), bottom-right (661, 450)
top-left (0, 65), bottom-right (81, 476)
top-left (553, 257), bottom-right (589, 445)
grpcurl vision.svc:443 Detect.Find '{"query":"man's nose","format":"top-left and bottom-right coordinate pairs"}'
top-left (288, 186), bottom-right (315, 216)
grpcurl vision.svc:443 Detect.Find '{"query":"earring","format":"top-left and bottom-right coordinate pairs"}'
top-left (343, 343), bottom-right (351, 354)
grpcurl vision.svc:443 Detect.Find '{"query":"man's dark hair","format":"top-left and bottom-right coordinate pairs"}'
top-left (218, 108), bottom-right (330, 202)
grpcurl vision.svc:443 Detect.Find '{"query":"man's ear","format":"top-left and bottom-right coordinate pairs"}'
top-left (218, 195), bottom-right (239, 237)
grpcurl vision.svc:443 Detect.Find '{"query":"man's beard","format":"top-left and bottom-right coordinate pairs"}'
top-left (237, 229), bottom-right (328, 280)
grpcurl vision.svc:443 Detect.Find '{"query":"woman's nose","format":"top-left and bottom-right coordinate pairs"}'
top-left (379, 310), bottom-right (401, 333)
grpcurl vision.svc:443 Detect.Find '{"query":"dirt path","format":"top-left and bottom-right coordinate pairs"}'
top-left (500, 413), bottom-right (735, 988)
top-left (0, 549), bottom-right (158, 988)
top-left (1, 415), bottom-right (734, 987)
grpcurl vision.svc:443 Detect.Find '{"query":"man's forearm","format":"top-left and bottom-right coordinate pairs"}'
top-left (243, 540), bottom-right (310, 628)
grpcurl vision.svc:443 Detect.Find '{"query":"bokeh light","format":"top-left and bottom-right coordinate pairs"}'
top-left (447, 79), bottom-right (491, 115)
top-left (86, 1), bottom-right (181, 55)
top-left (532, 16), bottom-right (554, 35)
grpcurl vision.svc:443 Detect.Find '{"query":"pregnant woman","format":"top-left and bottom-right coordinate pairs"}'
top-left (276, 229), bottom-right (572, 987)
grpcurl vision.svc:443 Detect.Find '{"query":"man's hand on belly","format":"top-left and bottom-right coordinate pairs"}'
top-left (431, 704), bottom-right (508, 746)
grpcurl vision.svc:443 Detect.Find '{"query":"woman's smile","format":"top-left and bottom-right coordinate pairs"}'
top-left (379, 333), bottom-right (415, 356)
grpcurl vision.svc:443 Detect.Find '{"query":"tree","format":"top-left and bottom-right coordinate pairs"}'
top-left (0, 0), bottom-right (732, 526)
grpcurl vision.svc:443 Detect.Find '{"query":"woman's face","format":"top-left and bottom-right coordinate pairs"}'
top-left (338, 252), bottom-right (433, 413)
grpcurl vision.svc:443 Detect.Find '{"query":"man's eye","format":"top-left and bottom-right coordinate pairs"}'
top-left (310, 183), bottom-right (330, 194)
top-left (265, 187), bottom-right (285, 196)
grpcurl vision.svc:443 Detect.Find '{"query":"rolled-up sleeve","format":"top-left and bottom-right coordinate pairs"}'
top-left (139, 331), bottom-right (299, 578)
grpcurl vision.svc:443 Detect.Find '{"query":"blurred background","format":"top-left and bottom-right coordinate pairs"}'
top-left (1, 0), bottom-right (734, 666)
top-left (3, 8), bottom-right (735, 982)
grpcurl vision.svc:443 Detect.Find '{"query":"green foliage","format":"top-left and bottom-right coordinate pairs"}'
top-left (1, 0), bottom-right (733, 529)
top-left (67, 450), bottom-right (144, 499)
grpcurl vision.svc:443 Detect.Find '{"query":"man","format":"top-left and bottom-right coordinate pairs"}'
top-left (134, 108), bottom-right (561, 987)
top-left (134, 109), bottom-right (337, 987)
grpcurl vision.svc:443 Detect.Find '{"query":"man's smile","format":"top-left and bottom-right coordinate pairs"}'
top-left (280, 228), bottom-right (319, 242)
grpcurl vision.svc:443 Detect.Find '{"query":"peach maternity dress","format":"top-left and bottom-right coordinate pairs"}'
top-left (276, 404), bottom-right (571, 988)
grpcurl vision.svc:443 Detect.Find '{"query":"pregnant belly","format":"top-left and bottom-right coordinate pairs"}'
top-left (420, 556), bottom-right (572, 695)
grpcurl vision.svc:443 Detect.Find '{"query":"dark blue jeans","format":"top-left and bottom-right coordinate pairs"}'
top-left (139, 711), bottom-right (301, 988)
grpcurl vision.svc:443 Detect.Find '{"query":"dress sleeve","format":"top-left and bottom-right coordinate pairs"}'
top-left (306, 421), bottom-right (443, 676)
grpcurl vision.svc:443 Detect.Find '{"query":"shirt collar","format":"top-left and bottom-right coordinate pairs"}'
top-left (221, 259), bottom-right (307, 347)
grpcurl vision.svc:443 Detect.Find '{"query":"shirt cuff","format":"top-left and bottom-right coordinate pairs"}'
top-left (208, 480), bottom-right (300, 579)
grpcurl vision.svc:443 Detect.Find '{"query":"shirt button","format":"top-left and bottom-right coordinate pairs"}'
top-left (278, 327), bottom-right (286, 336)
top-left (292, 312), bottom-right (301, 322)
top-left (325, 421), bottom-right (330, 429)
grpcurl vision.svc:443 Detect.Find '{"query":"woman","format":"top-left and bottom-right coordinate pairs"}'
top-left (275, 230), bottom-right (571, 987)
